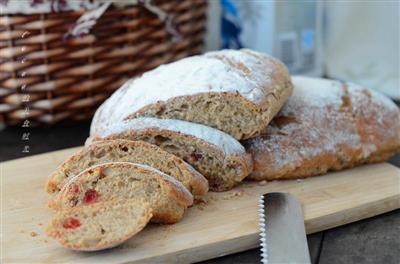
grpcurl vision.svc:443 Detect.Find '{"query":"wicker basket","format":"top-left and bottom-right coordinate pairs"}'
top-left (0, 0), bottom-right (207, 126)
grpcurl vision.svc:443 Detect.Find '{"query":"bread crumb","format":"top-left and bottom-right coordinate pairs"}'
top-left (43, 240), bottom-right (48, 243)
top-left (195, 198), bottom-right (208, 210)
top-left (258, 180), bottom-right (267, 186)
top-left (38, 223), bottom-right (43, 226)
top-left (161, 225), bottom-right (174, 233)
top-left (222, 190), bottom-right (244, 200)
top-left (209, 195), bottom-right (218, 201)
top-left (30, 232), bottom-right (38, 237)
top-left (194, 197), bottom-right (208, 205)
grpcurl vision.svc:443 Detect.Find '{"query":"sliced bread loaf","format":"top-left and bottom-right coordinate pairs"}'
top-left (51, 162), bottom-right (193, 224)
top-left (243, 76), bottom-right (400, 180)
top-left (90, 49), bottom-right (292, 140)
top-left (46, 200), bottom-right (152, 251)
top-left (87, 118), bottom-right (253, 191)
top-left (45, 140), bottom-right (208, 198)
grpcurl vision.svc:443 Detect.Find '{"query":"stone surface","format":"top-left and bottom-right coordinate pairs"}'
top-left (319, 210), bottom-right (400, 264)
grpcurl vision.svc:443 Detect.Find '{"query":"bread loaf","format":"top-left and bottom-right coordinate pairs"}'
top-left (87, 117), bottom-right (253, 191)
top-left (46, 140), bottom-right (208, 198)
top-left (51, 162), bottom-right (193, 224)
top-left (90, 49), bottom-right (292, 140)
top-left (46, 200), bottom-right (152, 251)
top-left (243, 76), bottom-right (400, 180)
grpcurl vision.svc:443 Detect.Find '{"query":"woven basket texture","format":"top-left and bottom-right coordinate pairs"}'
top-left (0, 0), bottom-right (207, 126)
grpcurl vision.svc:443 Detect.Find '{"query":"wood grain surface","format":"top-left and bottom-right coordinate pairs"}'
top-left (1, 147), bottom-right (399, 263)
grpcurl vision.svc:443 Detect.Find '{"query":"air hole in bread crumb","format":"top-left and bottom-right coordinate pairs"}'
top-left (121, 146), bottom-right (128, 152)
top-left (155, 106), bottom-right (166, 115)
top-left (163, 144), bottom-right (179, 152)
top-left (190, 151), bottom-right (203, 162)
top-left (94, 148), bottom-right (106, 158)
top-left (128, 177), bottom-right (140, 182)
top-left (99, 172), bottom-right (106, 179)
top-left (155, 135), bottom-right (168, 144)
top-left (69, 197), bottom-right (79, 207)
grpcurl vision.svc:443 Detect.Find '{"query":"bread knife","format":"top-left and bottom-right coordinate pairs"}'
top-left (259, 192), bottom-right (311, 264)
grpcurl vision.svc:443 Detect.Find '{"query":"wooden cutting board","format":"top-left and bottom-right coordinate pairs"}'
top-left (2, 147), bottom-right (400, 263)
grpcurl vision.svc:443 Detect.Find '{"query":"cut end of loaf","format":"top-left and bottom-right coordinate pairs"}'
top-left (87, 119), bottom-right (253, 192)
top-left (130, 91), bottom-right (292, 140)
top-left (46, 200), bottom-right (152, 251)
top-left (46, 139), bottom-right (208, 198)
top-left (54, 162), bottom-right (193, 224)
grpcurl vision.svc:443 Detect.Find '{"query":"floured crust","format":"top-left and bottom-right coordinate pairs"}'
top-left (45, 139), bottom-right (208, 198)
top-left (90, 117), bottom-right (246, 156)
top-left (90, 49), bottom-right (292, 139)
top-left (244, 76), bottom-right (400, 180)
top-left (88, 118), bottom-right (253, 191)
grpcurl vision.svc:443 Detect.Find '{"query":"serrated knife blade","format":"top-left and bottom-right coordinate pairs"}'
top-left (259, 193), bottom-right (311, 264)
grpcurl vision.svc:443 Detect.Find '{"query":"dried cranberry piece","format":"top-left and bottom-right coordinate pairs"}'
top-left (62, 217), bottom-right (81, 229)
top-left (83, 189), bottom-right (100, 204)
top-left (190, 151), bottom-right (203, 162)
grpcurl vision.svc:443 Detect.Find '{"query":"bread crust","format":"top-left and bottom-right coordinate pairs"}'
top-left (244, 76), bottom-right (400, 180)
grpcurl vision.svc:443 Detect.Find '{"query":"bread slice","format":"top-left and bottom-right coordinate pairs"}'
top-left (243, 76), bottom-right (400, 180)
top-left (46, 200), bottom-right (152, 251)
top-left (90, 49), bottom-right (292, 140)
top-left (51, 162), bottom-right (193, 224)
top-left (45, 140), bottom-right (208, 198)
top-left (87, 118), bottom-right (253, 191)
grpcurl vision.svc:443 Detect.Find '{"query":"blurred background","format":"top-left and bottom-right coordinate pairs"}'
top-left (206, 0), bottom-right (399, 99)
top-left (0, 0), bottom-right (399, 153)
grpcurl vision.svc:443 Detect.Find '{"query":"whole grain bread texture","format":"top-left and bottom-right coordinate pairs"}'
top-left (243, 76), bottom-right (400, 180)
top-left (45, 140), bottom-right (208, 198)
top-left (46, 200), bottom-right (152, 251)
top-left (87, 117), bottom-right (253, 191)
top-left (90, 49), bottom-right (293, 140)
top-left (51, 162), bottom-right (193, 224)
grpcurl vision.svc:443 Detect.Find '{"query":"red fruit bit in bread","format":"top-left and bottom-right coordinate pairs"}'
top-left (68, 183), bottom-right (80, 194)
top-left (83, 189), bottom-right (100, 204)
top-left (62, 217), bottom-right (81, 229)
top-left (190, 151), bottom-right (203, 162)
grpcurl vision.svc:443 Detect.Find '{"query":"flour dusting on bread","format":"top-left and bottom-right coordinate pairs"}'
top-left (100, 118), bottom-right (247, 156)
top-left (244, 76), bottom-right (400, 180)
